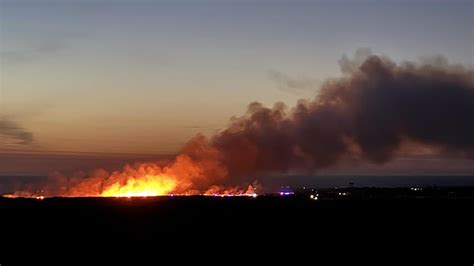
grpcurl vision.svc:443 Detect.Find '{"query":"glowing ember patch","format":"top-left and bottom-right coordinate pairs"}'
top-left (100, 174), bottom-right (177, 197)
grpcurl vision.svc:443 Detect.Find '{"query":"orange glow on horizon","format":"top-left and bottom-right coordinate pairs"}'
top-left (8, 136), bottom-right (260, 198)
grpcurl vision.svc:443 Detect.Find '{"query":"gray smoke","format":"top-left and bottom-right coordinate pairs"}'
top-left (206, 50), bottom-right (474, 178)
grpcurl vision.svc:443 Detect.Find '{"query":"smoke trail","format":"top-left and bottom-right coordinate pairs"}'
top-left (9, 50), bottom-right (474, 197)
top-left (207, 50), bottom-right (474, 180)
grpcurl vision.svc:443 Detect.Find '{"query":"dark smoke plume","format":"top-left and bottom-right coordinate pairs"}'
top-left (7, 50), bottom-right (474, 197)
top-left (201, 50), bottom-right (474, 179)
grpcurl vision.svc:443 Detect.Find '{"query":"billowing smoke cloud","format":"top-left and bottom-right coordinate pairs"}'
top-left (205, 50), bottom-right (474, 180)
top-left (0, 119), bottom-right (34, 146)
top-left (7, 50), bottom-right (474, 197)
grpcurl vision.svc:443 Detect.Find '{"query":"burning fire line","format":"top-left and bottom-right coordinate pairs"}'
top-left (3, 171), bottom-right (259, 199)
top-left (2, 193), bottom-right (258, 199)
top-left (5, 150), bottom-right (260, 199)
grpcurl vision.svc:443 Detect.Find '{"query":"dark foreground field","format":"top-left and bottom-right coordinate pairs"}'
top-left (1, 196), bottom-right (473, 238)
top-left (1, 196), bottom-right (473, 256)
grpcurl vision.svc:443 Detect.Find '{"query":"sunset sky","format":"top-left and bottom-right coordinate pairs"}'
top-left (1, 0), bottom-right (473, 175)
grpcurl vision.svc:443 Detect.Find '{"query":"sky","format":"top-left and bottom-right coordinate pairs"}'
top-left (0, 0), bottom-right (473, 176)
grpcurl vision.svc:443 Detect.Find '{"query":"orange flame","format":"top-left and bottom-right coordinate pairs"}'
top-left (7, 136), bottom-right (260, 198)
top-left (100, 174), bottom-right (177, 197)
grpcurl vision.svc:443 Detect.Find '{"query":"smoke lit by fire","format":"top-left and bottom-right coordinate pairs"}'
top-left (7, 144), bottom-right (260, 198)
top-left (6, 50), bottom-right (474, 198)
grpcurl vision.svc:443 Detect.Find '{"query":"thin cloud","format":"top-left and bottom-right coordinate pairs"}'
top-left (0, 118), bottom-right (34, 146)
top-left (1, 40), bottom-right (68, 66)
top-left (268, 69), bottom-right (321, 95)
